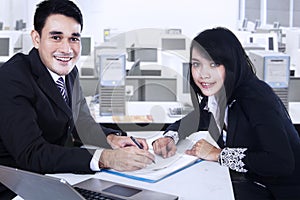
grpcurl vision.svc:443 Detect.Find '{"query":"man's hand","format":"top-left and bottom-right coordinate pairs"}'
top-left (152, 137), bottom-right (176, 158)
top-left (107, 134), bottom-right (149, 150)
top-left (99, 147), bottom-right (155, 171)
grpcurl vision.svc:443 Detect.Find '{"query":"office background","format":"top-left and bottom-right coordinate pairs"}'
top-left (0, 0), bottom-right (240, 42)
top-left (0, 0), bottom-right (300, 128)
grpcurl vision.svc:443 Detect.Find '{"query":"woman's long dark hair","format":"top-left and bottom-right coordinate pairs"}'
top-left (189, 27), bottom-right (256, 108)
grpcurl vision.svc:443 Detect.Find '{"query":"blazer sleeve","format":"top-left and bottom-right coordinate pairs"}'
top-left (237, 97), bottom-right (296, 177)
top-left (0, 57), bottom-right (94, 174)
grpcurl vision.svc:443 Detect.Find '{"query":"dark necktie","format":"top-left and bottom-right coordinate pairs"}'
top-left (56, 77), bottom-right (68, 103)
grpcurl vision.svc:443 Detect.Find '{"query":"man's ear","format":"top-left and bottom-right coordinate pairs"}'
top-left (31, 30), bottom-right (40, 49)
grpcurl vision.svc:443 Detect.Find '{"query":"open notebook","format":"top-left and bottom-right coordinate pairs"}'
top-left (103, 131), bottom-right (217, 183)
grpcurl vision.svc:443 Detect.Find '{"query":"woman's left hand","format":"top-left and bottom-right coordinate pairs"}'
top-left (186, 139), bottom-right (221, 161)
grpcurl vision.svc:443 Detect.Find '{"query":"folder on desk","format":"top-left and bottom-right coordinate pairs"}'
top-left (102, 139), bottom-right (201, 183)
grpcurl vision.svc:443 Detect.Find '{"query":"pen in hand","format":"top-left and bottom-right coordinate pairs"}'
top-left (130, 136), bottom-right (155, 164)
top-left (130, 136), bottom-right (144, 149)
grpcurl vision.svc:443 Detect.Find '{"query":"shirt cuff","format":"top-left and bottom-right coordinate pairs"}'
top-left (90, 148), bottom-right (104, 171)
top-left (163, 131), bottom-right (179, 144)
top-left (218, 147), bottom-right (248, 173)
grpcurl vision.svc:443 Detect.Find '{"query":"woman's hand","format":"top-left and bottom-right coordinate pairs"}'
top-left (186, 139), bottom-right (221, 161)
top-left (152, 137), bottom-right (177, 158)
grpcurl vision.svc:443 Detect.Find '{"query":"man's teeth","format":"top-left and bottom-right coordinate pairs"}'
top-left (56, 57), bottom-right (71, 61)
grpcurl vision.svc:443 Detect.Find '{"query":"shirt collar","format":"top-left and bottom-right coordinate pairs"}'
top-left (47, 69), bottom-right (65, 83)
top-left (208, 95), bottom-right (218, 115)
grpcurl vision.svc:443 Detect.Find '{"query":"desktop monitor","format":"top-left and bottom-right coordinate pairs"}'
top-left (21, 31), bottom-right (33, 54)
top-left (160, 34), bottom-right (190, 61)
top-left (15, 19), bottom-right (26, 30)
top-left (77, 36), bottom-right (94, 76)
top-left (273, 21), bottom-right (280, 29)
top-left (247, 32), bottom-right (279, 52)
top-left (285, 28), bottom-right (300, 73)
top-left (161, 38), bottom-right (186, 51)
top-left (127, 59), bottom-right (141, 76)
top-left (0, 38), bottom-right (10, 56)
top-left (0, 36), bottom-right (13, 63)
top-left (254, 19), bottom-right (261, 30)
top-left (81, 36), bottom-right (92, 56)
top-left (127, 47), bottom-right (158, 62)
top-left (241, 18), bottom-right (248, 30)
top-left (177, 62), bottom-right (192, 107)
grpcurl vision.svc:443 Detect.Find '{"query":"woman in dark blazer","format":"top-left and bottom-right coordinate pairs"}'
top-left (153, 27), bottom-right (300, 199)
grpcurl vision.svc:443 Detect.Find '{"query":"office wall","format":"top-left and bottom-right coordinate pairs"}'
top-left (266, 0), bottom-right (290, 26)
top-left (294, 0), bottom-right (300, 27)
top-left (0, 0), bottom-right (239, 44)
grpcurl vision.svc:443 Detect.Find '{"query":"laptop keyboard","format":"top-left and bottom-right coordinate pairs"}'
top-left (74, 187), bottom-right (125, 200)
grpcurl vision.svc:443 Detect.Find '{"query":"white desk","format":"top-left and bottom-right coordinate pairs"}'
top-left (89, 101), bottom-right (184, 124)
top-left (14, 131), bottom-right (235, 200)
top-left (88, 100), bottom-right (300, 125)
top-left (14, 161), bottom-right (234, 200)
top-left (289, 102), bottom-right (300, 124)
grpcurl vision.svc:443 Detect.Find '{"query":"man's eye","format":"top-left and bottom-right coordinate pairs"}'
top-left (51, 36), bottom-right (61, 41)
top-left (71, 37), bottom-right (80, 42)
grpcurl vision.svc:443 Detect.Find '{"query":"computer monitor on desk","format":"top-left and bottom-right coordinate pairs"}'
top-left (177, 62), bottom-right (192, 107)
top-left (126, 47), bottom-right (161, 76)
top-left (0, 35), bottom-right (14, 63)
top-left (285, 28), bottom-right (300, 76)
top-left (127, 47), bottom-right (157, 63)
top-left (246, 32), bottom-right (279, 52)
top-left (78, 36), bottom-right (95, 77)
top-left (160, 34), bottom-right (190, 60)
top-left (127, 59), bottom-right (141, 76)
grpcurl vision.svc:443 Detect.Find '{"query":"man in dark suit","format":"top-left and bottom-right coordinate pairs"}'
top-left (0, 0), bottom-right (154, 199)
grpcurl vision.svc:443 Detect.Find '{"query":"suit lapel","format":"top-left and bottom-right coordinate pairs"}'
top-left (226, 100), bottom-right (238, 146)
top-left (37, 76), bottom-right (72, 116)
top-left (29, 49), bottom-right (72, 118)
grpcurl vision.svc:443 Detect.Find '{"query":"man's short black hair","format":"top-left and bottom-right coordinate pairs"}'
top-left (34, 0), bottom-right (83, 35)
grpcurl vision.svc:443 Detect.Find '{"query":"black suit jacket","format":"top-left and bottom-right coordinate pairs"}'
top-left (166, 77), bottom-right (300, 198)
top-left (0, 48), bottom-right (120, 175)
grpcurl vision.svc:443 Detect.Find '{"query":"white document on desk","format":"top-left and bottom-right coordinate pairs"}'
top-left (102, 136), bottom-right (201, 183)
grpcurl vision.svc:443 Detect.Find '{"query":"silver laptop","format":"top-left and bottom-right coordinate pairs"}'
top-left (0, 165), bottom-right (178, 200)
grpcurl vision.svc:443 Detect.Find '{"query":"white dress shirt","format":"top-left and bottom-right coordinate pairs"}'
top-left (48, 69), bottom-right (102, 171)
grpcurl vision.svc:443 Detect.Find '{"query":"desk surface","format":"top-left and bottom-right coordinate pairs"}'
top-left (14, 161), bottom-right (234, 200)
top-left (90, 100), bottom-right (300, 125)
top-left (289, 102), bottom-right (300, 124)
top-left (14, 131), bottom-right (235, 200)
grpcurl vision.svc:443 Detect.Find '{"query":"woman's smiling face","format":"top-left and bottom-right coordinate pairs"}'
top-left (191, 47), bottom-right (226, 97)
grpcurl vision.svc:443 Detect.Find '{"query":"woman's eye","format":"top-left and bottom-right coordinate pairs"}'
top-left (192, 62), bottom-right (200, 67)
top-left (210, 63), bottom-right (220, 67)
